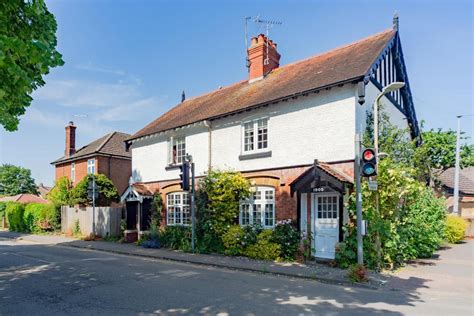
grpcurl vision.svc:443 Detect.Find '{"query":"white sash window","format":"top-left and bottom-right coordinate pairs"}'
top-left (240, 186), bottom-right (275, 228)
top-left (242, 118), bottom-right (268, 153)
top-left (87, 159), bottom-right (95, 174)
top-left (167, 192), bottom-right (190, 226)
top-left (168, 136), bottom-right (186, 165)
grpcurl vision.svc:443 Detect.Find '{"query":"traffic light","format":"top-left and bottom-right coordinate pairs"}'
top-left (179, 162), bottom-right (190, 191)
top-left (361, 148), bottom-right (377, 177)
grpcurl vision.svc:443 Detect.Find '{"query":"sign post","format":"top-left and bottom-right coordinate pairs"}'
top-left (88, 175), bottom-right (98, 237)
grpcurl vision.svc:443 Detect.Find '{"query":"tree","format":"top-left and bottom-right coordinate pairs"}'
top-left (0, 164), bottom-right (38, 195)
top-left (420, 129), bottom-right (474, 170)
top-left (0, 0), bottom-right (64, 131)
top-left (47, 176), bottom-right (73, 206)
top-left (70, 174), bottom-right (120, 206)
top-left (364, 109), bottom-right (474, 180)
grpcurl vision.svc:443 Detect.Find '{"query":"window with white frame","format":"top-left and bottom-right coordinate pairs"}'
top-left (87, 159), bottom-right (95, 174)
top-left (168, 136), bottom-right (186, 165)
top-left (240, 186), bottom-right (275, 228)
top-left (242, 118), bottom-right (268, 153)
top-left (70, 163), bottom-right (75, 182)
top-left (167, 192), bottom-right (190, 226)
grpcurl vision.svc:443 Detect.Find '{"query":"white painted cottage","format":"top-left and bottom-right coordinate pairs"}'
top-left (123, 17), bottom-right (419, 259)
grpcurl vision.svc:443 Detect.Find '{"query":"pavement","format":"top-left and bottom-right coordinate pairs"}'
top-left (0, 231), bottom-right (370, 288)
top-left (0, 233), bottom-right (472, 315)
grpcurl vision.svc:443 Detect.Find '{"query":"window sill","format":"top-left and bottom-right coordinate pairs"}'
top-left (165, 164), bottom-right (181, 171)
top-left (166, 223), bottom-right (191, 227)
top-left (239, 150), bottom-right (272, 161)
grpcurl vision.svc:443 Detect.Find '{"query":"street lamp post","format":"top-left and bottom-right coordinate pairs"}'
top-left (371, 82), bottom-right (405, 268)
top-left (374, 82), bottom-right (406, 166)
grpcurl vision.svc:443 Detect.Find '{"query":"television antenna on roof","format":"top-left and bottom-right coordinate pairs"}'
top-left (244, 15), bottom-right (282, 69)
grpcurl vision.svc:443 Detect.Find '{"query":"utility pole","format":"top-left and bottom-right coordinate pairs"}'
top-left (453, 115), bottom-right (462, 215)
top-left (355, 132), bottom-right (363, 265)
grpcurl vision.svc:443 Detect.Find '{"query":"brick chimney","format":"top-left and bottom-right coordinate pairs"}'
top-left (65, 121), bottom-right (76, 157)
top-left (247, 34), bottom-right (281, 82)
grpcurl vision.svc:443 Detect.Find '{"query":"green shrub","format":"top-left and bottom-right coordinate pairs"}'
top-left (6, 202), bottom-right (26, 232)
top-left (23, 203), bottom-right (58, 233)
top-left (347, 264), bottom-right (368, 283)
top-left (70, 174), bottom-right (119, 206)
top-left (272, 219), bottom-right (300, 261)
top-left (397, 188), bottom-right (446, 260)
top-left (222, 225), bottom-right (246, 256)
top-left (160, 226), bottom-right (191, 251)
top-left (197, 169), bottom-right (250, 245)
top-left (48, 176), bottom-right (73, 206)
top-left (72, 219), bottom-right (81, 237)
top-left (337, 160), bottom-right (448, 269)
top-left (445, 215), bottom-right (467, 243)
top-left (245, 230), bottom-right (281, 261)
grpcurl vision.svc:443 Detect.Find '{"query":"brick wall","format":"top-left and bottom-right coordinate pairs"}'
top-left (96, 156), bottom-right (131, 195)
top-left (55, 158), bottom-right (89, 186)
top-left (139, 161), bottom-right (353, 225)
top-left (55, 156), bottom-right (131, 195)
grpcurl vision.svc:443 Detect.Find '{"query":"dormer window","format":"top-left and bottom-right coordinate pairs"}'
top-left (242, 118), bottom-right (268, 153)
top-left (168, 136), bottom-right (186, 165)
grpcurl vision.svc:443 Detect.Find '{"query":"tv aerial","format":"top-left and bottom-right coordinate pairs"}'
top-left (245, 15), bottom-right (282, 68)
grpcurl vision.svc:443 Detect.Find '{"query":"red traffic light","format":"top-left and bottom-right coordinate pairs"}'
top-left (362, 149), bottom-right (375, 162)
top-left (361, 148), bottom-right (377, 177)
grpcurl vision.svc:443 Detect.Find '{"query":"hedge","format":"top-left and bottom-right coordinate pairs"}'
top-left (24, 203), bottom-right (59, 233)
top-left (6, 202), bottom-right (26, 232)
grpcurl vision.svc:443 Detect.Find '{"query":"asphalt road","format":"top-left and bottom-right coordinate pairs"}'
top-left (0, 238), bottom-right (472, 316)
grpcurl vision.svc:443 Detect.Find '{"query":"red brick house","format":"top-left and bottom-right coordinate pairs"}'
top-left (122, 18), bottom-right (420, 258)
top-left (51, 122), bottom-right (132, 195)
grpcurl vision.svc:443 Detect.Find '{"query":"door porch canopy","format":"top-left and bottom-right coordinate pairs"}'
top-left (290, 160), bottom-right (353, 196)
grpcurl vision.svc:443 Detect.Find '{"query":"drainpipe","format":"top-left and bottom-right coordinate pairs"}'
top-left (203, 120), bottom-right (212, 172)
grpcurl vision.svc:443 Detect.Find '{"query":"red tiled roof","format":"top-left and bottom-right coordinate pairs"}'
top-left (129, 29), bottom-right (395, 141)
top-left (52, 131), bottom-right (131, 165)
top-left (0, 194), bottom-right (49, 204)
top-left (132, 183), bottom-right (155, 196)
top-left (318, 162), bottom-right (354, 184)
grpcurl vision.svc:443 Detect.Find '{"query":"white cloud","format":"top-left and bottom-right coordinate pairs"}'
top-left (33, 79), bottom-right (141, 107)
top-left (97, 97), bottom-right (160, 122)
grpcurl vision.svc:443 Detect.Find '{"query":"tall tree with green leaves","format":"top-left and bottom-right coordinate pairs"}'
top-left (0, 0), bottom-right (64, 131)
top-left (0, 164), bottom-right (38, 195)
top-left (421, 129), bottom-right (474, 170)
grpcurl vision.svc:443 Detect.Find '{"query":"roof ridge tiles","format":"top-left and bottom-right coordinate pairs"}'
top-left (96, 132), bottom-right (115, 153)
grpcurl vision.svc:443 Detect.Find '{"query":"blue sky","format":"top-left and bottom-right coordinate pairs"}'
top-left (0, 0), bottom-right (472, 186)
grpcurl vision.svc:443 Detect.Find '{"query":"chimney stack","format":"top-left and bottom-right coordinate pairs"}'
top-left (247, 34), bottom-right (281, 82)
top-left (65, 121), bottom-right (76, 157)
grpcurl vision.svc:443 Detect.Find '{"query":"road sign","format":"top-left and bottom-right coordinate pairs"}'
top-left (368, 180), bottom-right (378, 191)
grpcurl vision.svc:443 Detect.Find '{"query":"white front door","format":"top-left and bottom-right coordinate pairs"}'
top-left (313, 194), bottom-right (339, 259)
